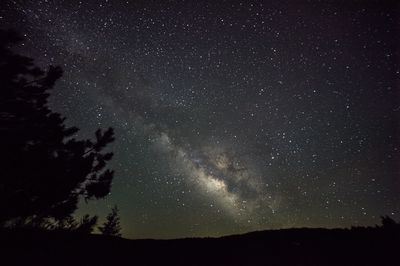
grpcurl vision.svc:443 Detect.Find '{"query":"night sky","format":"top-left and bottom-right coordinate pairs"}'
top-left (1, 0), bottom-right (399, 239)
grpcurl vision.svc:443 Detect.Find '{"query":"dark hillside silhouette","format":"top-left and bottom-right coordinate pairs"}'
top-left (1, 217), bottom-right (399, 266)
top-left (0, 29), bottom-right (115, 227)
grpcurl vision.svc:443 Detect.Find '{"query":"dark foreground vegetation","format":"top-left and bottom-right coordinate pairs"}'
top-left (2, 217), bottom-right (399, 266)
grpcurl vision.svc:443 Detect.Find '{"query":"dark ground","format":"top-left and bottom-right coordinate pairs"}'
top-left (1, 226), bottom-right (399, 266)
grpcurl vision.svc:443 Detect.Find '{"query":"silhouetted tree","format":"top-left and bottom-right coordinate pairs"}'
top-left (380, 215), bottom-right (399, 230)
top-left (75, 215), bottom-right (98, 234)
top-left (98, 205), bottom-right (121, 237)
top-left (37, 214), bottom-right (98, 234)
top-left (0, 29), bottom-right (115, 227)
top-left (54, 216), bottom-right (79, 231)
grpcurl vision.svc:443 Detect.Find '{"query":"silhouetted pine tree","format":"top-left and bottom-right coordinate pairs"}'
top-left (98, 205), bottom-right (121, 237)
top-left (0, 29), bottom-right (115, 226)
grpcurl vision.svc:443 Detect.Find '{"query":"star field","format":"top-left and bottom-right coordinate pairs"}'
top-left (1, 0), bottom-right (399, 239)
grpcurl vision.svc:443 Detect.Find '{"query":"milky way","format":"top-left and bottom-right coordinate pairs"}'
top-left (1, 0), bottom-right (399, 239)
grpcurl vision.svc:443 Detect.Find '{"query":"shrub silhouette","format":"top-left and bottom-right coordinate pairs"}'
top-left (0, 29), bottom-right (115, 227)
top-left (380, 215), bottom-right (399, 230)
top-left (75, 215), bottom-right (98, 234)
top-left (98, 205), bottom-right (121, 237)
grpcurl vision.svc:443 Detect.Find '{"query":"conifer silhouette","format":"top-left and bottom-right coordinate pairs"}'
top-left (0, 29), bottom-right (115, 226)
top-left (98, 205), bottom-right (121, 237)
